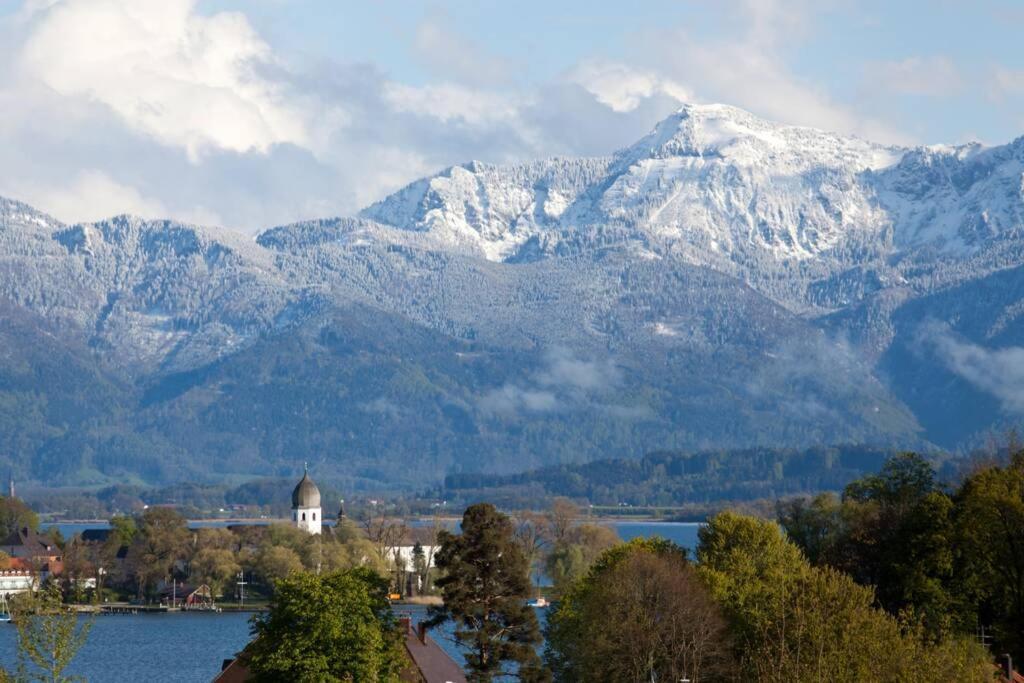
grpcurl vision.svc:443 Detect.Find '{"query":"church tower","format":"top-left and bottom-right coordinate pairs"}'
top-left (291, 464), bottom-right (322, 535)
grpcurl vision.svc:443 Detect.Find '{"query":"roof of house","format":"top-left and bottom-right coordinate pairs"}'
top-left (402, 620), bottom-right (467, 683)
top-left (0, 527), bottom-right (58, 555)
top-left (80, 529), bottom-right (112, 543)
top-left (212, 655), bottom-right (250, 683)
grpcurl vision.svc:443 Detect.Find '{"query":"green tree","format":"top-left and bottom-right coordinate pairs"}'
top-left (262, 523), bottom-right (317, 570)
top-left (546, 538), bottom-right (731, 682)
top-left (193, 527), bottom-right (237, 552)
top-left (0, 496), bottom-right (39, 539)
top-left (12, 582), bottom-right (93, 683)
top-left (429, 503), bottom-right (548, 682)
top-left (248, 568), bottom-right (403, 682)
top-left (254, 545), bottom-right (304, 587)
top-left (190, 548), bottom-right (241, 597)
top-left (320, 522), bottom-right (384, 576)
top-left (698, 511), bottom-right (990, 682)
top-left (125, 507), bottom-right (190, 599)
top-left (954, 451), bottom-right (1024, 663)
top-left (780, 453), bottom-right (958, 636)
top-left (108, 515), bottom-right (137, 547)
top-left (544, 523), bottom-right (618, 595)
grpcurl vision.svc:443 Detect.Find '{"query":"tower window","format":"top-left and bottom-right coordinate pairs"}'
top-left (302, 512), bottom-right (306, 521)
top-left (312, 513), bottom-right (316, 521)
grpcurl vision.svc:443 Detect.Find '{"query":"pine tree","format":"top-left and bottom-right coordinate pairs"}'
top-left (429, 503), bottom-right (549, 682)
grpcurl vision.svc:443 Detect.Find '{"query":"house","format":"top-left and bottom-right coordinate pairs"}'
top-left (0, 566), bottom-right (35, 597)
top-left (0, 527), bottom-right (62, 576)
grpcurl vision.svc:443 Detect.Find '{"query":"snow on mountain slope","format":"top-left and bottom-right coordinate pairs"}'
top-left (360, 158), bottom-right (612, 261)
top-left (363, 104), bottom-right (907, 270)
top-left (358, 103), bottom-right (1024, 316)
top-left (0, 205), bottom-right (295, 371)
top-left (588, 104), bottom-right (903, 259)
top-left (876, 138), bottom-right (1024, 250)
top-left (2, 102), bottom-right (1024, 481)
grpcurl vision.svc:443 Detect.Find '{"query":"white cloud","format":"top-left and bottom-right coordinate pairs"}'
top-left (0, 0), bottom-right (956, 232)
top-left (865, 56), bottom-right (962, 97)
top-left (537, 347), bottom-right (621, 392)
top-left (411, 11), bottom-right (516, 87)
top-left (478, 348), bottom-right (636, 418)
top-left (15, 170), bottom-right (167, 223)
top-left (19, 0), bottom-right (308, 162)
top-left (0, 1), bottom-right (687, 230)
top-left (567, 60), bottom-right (692, 113)
top-left (989, 66), bottom-right (1024, 101)
top-left (479, 384), bottom-right (559, 415)
top-left (604, 0), bottom-right (910, 144)
top-left (928, 323), bottom-right (1024, 414)
top-left (642, 24), bottom-right (905, 144)
top-left (383, 83), bottom-right (522, 127)
top-left (7, 169), bottom-right (224, 225)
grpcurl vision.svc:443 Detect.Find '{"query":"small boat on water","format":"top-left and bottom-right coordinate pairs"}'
top-left (528, 597), bottom-right (549, 608)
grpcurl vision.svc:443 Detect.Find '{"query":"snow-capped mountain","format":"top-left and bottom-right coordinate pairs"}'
top-left (2, 103), bottom-right (1024, 488)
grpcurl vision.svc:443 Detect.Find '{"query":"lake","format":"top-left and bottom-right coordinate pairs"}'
top-left (44, 519), bottom-right (702, 551)
top-left (0, 612), bottom-right (253, 682)
top-left (16, 521), bottom-right (701, 681)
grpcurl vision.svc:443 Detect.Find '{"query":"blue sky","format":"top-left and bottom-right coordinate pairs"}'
top-left (1, 0), bottom-right (1023, 231)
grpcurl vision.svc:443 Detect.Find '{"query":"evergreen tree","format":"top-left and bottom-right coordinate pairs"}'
top-left (411, 542), bottom-right (428, 595)
top-left (429, 503), bottom-right (548, 682)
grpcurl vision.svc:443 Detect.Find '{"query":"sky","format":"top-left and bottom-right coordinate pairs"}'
top-left (2, 0), bottom-right (1024, 232)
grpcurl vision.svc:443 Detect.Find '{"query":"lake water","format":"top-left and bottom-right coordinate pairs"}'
top-left (18, 521), bottom-right (701, 681)
top-left (0, 612), bottom-right (253, 682)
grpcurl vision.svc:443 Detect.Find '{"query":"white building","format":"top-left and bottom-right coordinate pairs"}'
top-left (0, 570), bottom-right (35, 597)
top-left (292, 467), bottom-right (322, 535)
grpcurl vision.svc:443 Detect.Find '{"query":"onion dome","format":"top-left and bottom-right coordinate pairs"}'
top-left (291, 467), bottom-right (321, 508)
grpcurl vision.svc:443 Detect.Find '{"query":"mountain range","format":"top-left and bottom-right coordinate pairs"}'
top-left (2, 103), bottom-right (1023, 491)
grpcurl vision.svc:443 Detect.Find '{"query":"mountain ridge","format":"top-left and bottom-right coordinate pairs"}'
top-left (1, 103), bottom-right (1022, 489)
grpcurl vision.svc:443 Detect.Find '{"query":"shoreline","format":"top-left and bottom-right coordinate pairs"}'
top-left (45, 516), bottom-right (703, 526)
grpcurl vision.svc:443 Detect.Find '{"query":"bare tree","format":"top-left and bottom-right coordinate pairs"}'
top-left (547, 550), bottom-right (732, 682)
top-left (545, 498), bottom-right (578, 545)
top-left (423, 512), bottom-right (448, 594)
top-left (512, 511), bottom-right (548, 593)
top-left (361, 510), bottom-right (408, 591)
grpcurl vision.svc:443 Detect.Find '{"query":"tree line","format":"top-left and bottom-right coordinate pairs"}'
top-left (286, 449), bottom-right (1024, 682)
top-left (441, 444), bottom-right (906, 509)
top-left (6, 447), bottom-right (1024, 681)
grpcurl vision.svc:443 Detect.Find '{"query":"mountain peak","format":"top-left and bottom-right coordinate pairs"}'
top-left (622, 103), bottom-right (902, 173)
